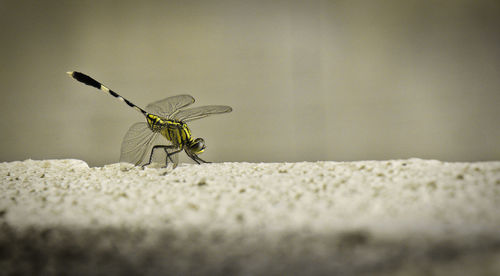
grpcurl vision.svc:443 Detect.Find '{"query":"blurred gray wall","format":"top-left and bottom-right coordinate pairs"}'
top-left (1, 0), bottom-right (499, 166)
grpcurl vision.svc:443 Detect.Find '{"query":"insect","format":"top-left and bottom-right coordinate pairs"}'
top-left (67, 71), bottom-right (232, 168)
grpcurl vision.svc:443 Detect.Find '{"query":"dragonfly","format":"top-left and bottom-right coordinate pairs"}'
top-left (67, 71), bottom-right (232, 168)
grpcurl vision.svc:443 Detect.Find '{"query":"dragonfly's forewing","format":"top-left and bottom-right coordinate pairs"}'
top-left (145, 94), bottom-right (195, 117)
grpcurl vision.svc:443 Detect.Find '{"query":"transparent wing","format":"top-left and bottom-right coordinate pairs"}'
top-left (145, 94), bottom-right (195, 117)
top-left (172, 105), bottom-right (232, 122)
top-left (120, 122), bottom-right (171, 166)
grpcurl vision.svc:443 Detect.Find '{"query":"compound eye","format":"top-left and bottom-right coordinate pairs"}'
top-left (193, 138), bottom-right (206, 153)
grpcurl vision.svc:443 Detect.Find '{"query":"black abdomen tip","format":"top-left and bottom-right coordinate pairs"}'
top-left (70, 71), bottom-right (102, 89)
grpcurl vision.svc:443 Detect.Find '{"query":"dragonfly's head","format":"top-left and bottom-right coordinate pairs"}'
top-left (187, 138), bottom-right (206, 155)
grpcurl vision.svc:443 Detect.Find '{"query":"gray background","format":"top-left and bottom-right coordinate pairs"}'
top-left (1, 0), bottom-right (499, 167)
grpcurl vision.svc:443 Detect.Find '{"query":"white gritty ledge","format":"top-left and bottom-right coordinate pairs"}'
top-left (1, 159), bottom-right (500, 275)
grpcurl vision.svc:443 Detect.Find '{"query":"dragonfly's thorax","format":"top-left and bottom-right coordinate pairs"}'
top-left (146, 114), bottom-right (193, 147)
top-left (146, 114), bottom-right (167, 132)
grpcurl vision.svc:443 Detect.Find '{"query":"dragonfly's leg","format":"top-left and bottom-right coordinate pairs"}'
top-left (143, 145), bottom-right (177, 167)
top-left (164, 147), bottom-right (182, 168)
top-left (196, 156), bottom-right (211, 164)
top-left (190, 154), bottom-right (211, 164)
top-left (186, 153), bottom-right (200, 164)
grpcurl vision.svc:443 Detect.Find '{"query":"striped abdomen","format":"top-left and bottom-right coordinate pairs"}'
top-left (68, 71), bottom-right (193, 148)
top-left (67, 71), bottom-right (148, 117)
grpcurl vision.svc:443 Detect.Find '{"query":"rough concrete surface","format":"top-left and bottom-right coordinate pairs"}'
top-left (1, 159), bottom-right (499, 275)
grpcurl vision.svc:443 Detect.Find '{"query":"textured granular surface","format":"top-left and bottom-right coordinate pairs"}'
top-left (1, 159), bottom-right (500, 275)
